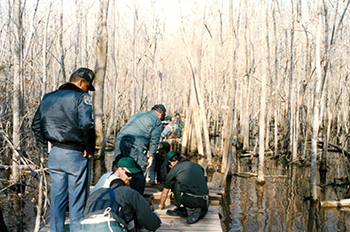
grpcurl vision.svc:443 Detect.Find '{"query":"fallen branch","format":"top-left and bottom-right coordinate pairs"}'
top-left (321, 199), bottom-right (350, 208)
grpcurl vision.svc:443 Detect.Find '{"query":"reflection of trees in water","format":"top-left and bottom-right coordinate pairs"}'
top-left (223, 154), bottom-right (350, 231)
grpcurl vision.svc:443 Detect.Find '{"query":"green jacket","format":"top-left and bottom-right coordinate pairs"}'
top-left (114, 110), bottom-right (162, 172)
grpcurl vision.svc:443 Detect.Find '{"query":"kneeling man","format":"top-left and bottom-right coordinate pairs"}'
top-left (79, 157), bottom-right (161, 232)
top-left (159, 152), bottom-right (210, 224)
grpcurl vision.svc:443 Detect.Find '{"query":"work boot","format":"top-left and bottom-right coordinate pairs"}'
top-left (166, 206), bottom-right (188, 217)
top-left (186, 207), bottom-right (207, 224)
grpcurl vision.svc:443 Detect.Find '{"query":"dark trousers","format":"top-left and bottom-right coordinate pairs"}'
top-left (173, 182), bottom-right (208, 210)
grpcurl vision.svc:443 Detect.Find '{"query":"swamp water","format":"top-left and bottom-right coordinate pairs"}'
top-left (220, 154), bottom-right (350, 231)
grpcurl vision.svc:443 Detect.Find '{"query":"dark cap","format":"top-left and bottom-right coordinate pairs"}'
top-left (165, 116), bottom-right (172, 121)
top-left (152, 104), bottom-right (167, 118)
top-left (73, 68), bottom-right (95, 91)
top-left (157, 142), bottom-right (170, 153)
top-left (164, 151), bottom-right (177, 166)
top-left (116, 157), bottom-right (141, 173)
top-left (175, 113), bottom-right (180, 116)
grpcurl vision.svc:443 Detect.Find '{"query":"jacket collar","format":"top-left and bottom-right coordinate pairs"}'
top-left (58, 83), bottom-right (85, 92)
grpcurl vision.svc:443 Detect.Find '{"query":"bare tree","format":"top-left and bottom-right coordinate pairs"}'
top-left (257, 0), bottom-right (267, 184)
top-left (94, 0), bottom-right (109, 147)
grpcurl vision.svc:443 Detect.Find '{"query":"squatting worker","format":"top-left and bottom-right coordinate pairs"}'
top-left (79, 157), bottom-right (161, 232)
top-left (159, 152), bottom-right (210, 224)
top-left (112, 104), bottom-right (166, 194)
top-left (32, 68), bottom-right (96, 232)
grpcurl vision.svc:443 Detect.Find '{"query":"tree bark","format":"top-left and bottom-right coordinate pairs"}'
top-left (257, 0), bottom-right (266, 184)
top-left (94, 0), bottom-right (110, 147)
top-left (310, 1), bottom-right (323, 200)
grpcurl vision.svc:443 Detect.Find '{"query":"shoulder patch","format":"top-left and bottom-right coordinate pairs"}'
top-left (83, 95), bottom-right (92, 106)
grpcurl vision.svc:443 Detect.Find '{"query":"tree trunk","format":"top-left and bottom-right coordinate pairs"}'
top-left (94, 0), bottom-right (109, 147)
top-left (310, 2), bottom-right (323, 200)
top-left (257, 0), bottom-right (266, 184)
top-left (59, 0), bottom-right (66, 83)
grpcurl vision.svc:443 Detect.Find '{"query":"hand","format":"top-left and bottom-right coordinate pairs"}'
top-left (146, 156), bottom-right (154, 170)
top-left (83, 150), bottom-right (92, 158)
top-left (159, 202), bottom-right (165, 209)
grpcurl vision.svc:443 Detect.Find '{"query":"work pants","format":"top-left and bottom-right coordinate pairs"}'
top-left (49, 147), bottom-right (91, 232)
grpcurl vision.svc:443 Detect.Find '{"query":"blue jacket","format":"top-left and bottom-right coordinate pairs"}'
top-left (114, 110), bottom-right (162, 171)
top-left (161, 122), bottom-right (182, 138)
top-left (32, 83), bottom-right (96, 154)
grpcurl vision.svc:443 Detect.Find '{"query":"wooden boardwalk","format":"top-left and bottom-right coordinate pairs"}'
top-left (39, 184), bottom-right (223, 232)
top-left (143, 185), bottom-right (223, 232)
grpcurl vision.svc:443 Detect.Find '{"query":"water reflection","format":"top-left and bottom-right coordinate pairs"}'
top-left (223, 154), bottom-right (350, 232)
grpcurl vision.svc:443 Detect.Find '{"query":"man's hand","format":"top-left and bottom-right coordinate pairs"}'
top-left (146, 156), bottom-right (154, 170)
top-left (159, 188), bottom-right (170, 209)
top-left (83, 150), bottom-right (92, 158)
top-left (159, 202), bottom-right (165, 209)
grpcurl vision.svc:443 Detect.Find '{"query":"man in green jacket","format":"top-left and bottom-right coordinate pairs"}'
top-left (159, 152), bottom-right (210, 224)
top-left (113, 104), bottom-right (166, 195)
top-left (79, 157), bottom-right (161, 232)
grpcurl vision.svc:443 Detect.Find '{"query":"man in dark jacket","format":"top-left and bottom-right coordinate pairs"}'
top-left (32, 68), bottom-right (96, 232)
top-left (159, 152), bottom-right (210, 224)
top-left (149, 141), bottom-right (171, 185)
top-left (112, 104), bottom-right (166, 194)
top-left (79, 157), bottom-right (161, 232)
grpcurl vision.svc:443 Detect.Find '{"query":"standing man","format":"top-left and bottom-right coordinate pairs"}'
top-left (175, 112), bottom-right (184, 132)
top-left (32, 68), bottom-right (96, 232)
top-left (161, 116), bottom-right (181, 152)
top-left (79, 157), bottom-right (161, 232)
top-left (159, 152), bottom-right (210, 224)
top-left (113, 104), bottom-right (166, 195)
top-left (149, 141), bottom-right (171, 185)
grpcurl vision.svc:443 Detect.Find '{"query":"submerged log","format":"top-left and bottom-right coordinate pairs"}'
top-left (320, 199), bottom-right (350, 208)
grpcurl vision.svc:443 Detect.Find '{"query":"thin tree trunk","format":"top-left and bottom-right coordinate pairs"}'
top-left (94, 0), bottom-right (109, 147)
top-left (11, 0), bottom-right (23, 230)
top-left (257, 0), bottom-right (266, 184)
top-left (59, 0), bottom-right (66, 83)
top-left (272, 3), bottom-right (279, 157)
top-left (310, 2), bottom-right (323, 200)
top-left (289, 1), bottom-right (297, 161)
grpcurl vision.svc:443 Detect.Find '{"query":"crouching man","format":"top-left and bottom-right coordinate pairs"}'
top-left (79, 157), bottom-right (161, 232)
top-left (159, 152), bottom-right (210, 224)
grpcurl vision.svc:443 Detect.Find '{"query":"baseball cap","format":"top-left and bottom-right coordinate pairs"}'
top-left (116, 157), bottom-right (141, 173)
top-left (164, 151), bottom-right (177, 166)
top-left (73, 68), bottom-right (95, 91)
top-left (165, 116), bottom-right (172, 121)
top-left (157, 142), bottom-right (170, 153)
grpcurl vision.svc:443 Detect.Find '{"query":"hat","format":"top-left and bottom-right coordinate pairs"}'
top-left (116, 157), bottom-right (141, 173)
top-left (158, 104), bottom-right (166, 113)
top-left (157, 142), bottom-right (170, 153)
top-left (164, 151), bottom-right (177, 166)
top-left (175, 113), bottom-right (180, 116)
top-left (73, 68), bottom-right (95, 91)
top-left (165, 116), bottom-right (172, 121)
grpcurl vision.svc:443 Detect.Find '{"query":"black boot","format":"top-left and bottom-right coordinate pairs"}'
top-left (186, 207), bottom-right (207, 224)
top-left (166, 206), bottom-right (188, 217)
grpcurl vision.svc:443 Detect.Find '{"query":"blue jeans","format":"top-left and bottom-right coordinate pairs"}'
top-left (48, 147), bottom-right (91, 232)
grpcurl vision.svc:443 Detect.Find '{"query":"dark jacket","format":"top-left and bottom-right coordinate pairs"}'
top-left (164, 161), bottom-right (209, 196)
top-left (32, 83), bottom-right (96, 154)
top-left (84, 183), bottom-right (161, 231)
